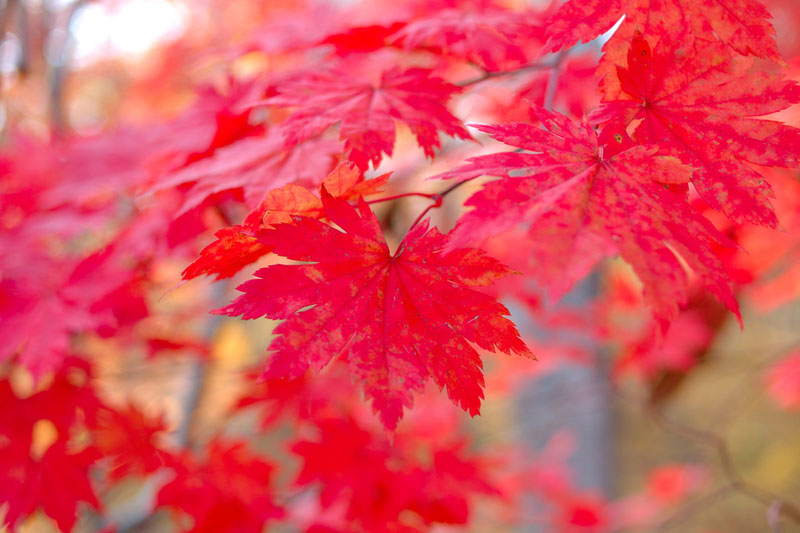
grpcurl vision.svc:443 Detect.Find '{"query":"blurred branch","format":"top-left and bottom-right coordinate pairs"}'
top-left (0, 0), bottom-right (18, 41)
top-left (648, 404), bottom-right (800, 528)
top-left (105, 282), bottom-right (230, 532)
top-left (709, 342), bottom-right (800, 429)
top-left (655, 484), bottom-right (734, 531)
top-left (47, 0), bottom-right (86, 135)
top-left (544, 49), bottom-right (568, 111)
top-left (0, 0), bottom-right (27, 83)
top-left (457, 59), bottom-right (553, 87)
top-left (10, 0), bottom-right (29, 76)
top-left (173, 281), bottom-right (230, 448)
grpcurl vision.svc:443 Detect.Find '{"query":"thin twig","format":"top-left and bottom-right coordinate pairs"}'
top-left (655, 484), bottom-right (734, 531)
top-left (365, 191), bottom-right (437, 204)
top-left (457, 60), bottom-right (553, 88)
top-left (14, 0), bottom-right (28, 75)
top-left (648, 404), bottom-right (800, 525)
top-left (544, 49), bottom-right (569, 111)
top-left (108, 283), bottom-right (230, 532)
top-left (47, 0), bottom-right (86, 135)
top-left (174, 281), bottom-right (229, 448)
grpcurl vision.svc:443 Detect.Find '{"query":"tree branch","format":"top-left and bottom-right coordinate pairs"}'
top-left (457, 60), bottom-right (554, 88)
top-left (655, 484), bottom-right (734, 531)
top-left (648, 404), bottom-right (800, 526)
top-left (544, 49), bottom-right (569, 111)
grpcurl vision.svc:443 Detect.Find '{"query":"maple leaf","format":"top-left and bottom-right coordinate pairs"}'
top-left (541, 0), bottom-right (781, 63)
top-left (156, 440), bottom-right (283, 533)
top-left (322, 22), bottom-right (407, 55)
top-left (590, 32), bottom-right (800, 227)
top-left (0, 361), bottom-right (103, 532)
top-left (152, 129), bottom-right (341, 215)
top-left (291, 417), bottom-right (498, 531)
top-left (92, 404), bottom-right (173, 480)
top-left (181, 218), bottom-right (273, 281)
top-left (0, 441), bottom-right (100, 532)
top-left (217, 193), bottom-right (531, 429)
top-left (390, 0), bottom-right (541, 71)
top-left (182, 161), bottom-right (389, 280)
top-left (435, 106), bottom-right (739, 326)
top-left (265, 66), bottom-right (471, 169)
top-left (234, 360), bottom-right (358, 429)
top-left (0, 245), bottom-right (143, 377)
top-left (183, 78), bottom-right (268, 166)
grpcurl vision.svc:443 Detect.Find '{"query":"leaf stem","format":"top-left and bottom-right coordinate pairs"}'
top-left (406, 179), bottom-right (473, 232)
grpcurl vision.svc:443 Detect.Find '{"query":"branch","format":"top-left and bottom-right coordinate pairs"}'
top-left (47, 0), bottom-right (87, 135)
top-left (103, 282), bottom-right (230, 532)
top-left (544, 49), bottom-right (569, 111)
top-left (365, 191), bottom-right (437, 204)
top-left (457, 60), bottom-right (554, 88)
top-left (654, 484), bottom-right (734, 531)
top-left (648, 404), bottom-right (800, 526)
top-left (173, 277), bottom-right (233, 448)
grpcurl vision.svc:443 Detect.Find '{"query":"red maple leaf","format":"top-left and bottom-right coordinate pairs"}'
top-left (265, 66), bottom-right (471, 169)
top-left (182, 161), bottom-right (389, 280)
top-left (217, 193), bottom-right (531, 429)
top-left (153, 129), bottom-right (341, 215)
top-left (0, 441), bottom-right (100, 532)
top-left (157, 440), bottom-right (283, 533)
top-left (435, 106), bottom-right (739, 327)
top-left (0, 360), bottom-right (102, 531)
top-left (390, 0), bottom-right (542, 71)
top-left (234, 360), bottom-right (359, 428)
top-left (322, 22), bottom-right (407, 55)
top-left (0, 245), bottom-right (141, 377)
top-left (291, 417), bottom-right (498, 531)
top-left (181, 217), bottom-right (273, 281)
top-left (92, 404), bottom-right (173, 480)
top-left (542, 0), bottom-right (781, 63)
top-left (590, 32), bottom-right (800, 227)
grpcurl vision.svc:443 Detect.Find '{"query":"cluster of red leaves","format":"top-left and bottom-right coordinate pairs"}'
top-left (1, 0), bottom-right (800, 530)
top-left (0, 361), bottom-right (103, 531)
top-left (191, 0), bottom-right (800, 430)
